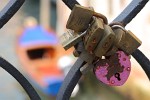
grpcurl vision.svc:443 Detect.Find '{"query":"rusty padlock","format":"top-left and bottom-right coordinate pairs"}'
top-left (94, 50), bottom-right (131, 86)
top-left (105, 26), bottom-right (125, 56)
top-left (66, 4), bottom-right (94, 32)
top-left (94, 25), bottom-right (115, 58)
top-left (112, 26), bottom-right (142, 54)
top-left (118, 30), bottom-right (142, 54)
top-left (66, 4), bottom-right (108, 33)
top-left (84, 17), bottom-right (105, 53)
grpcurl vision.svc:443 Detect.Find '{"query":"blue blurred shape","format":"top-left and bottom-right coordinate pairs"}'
top-left (20, 26), bottom-right (58, 47)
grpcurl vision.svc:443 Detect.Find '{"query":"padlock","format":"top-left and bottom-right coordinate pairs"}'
top-left (105, 27), bottom-right (125, 56)
top-left (114, 29), bottom-right (142, 54)
top-left (94, 50), bottom-right (131, 86)
top-left (94, 25), bottom-right (115, 58)
top-left (84, 17), bottom-right (105, 53)
top-left (66, 4), bottom-right (94, 32)
top-left (59, 30), bottom-right (85, 50)
top-left (112, 26), bottom-right (126, 46)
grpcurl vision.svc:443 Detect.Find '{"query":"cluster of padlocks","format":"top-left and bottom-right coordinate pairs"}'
top-left (60, 4), bottom-right (142, 86)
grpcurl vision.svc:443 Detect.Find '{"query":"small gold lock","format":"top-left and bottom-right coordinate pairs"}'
top-left (116, 30), bottom-right (142, 54)
top-left (66, 4), bottom-right (94, 32)
top-left (94, 25), bottom-right (115, 58)
top-left (84, 17), bottom-right (105, 53)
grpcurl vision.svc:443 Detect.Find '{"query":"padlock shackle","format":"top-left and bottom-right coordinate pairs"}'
top-left (0, 0), bottom-right (25, 28)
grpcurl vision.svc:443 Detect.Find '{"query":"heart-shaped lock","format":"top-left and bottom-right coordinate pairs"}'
top-left (94, 51), bottom-right (131, 86)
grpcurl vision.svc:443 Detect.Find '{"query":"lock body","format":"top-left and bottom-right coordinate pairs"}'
top-left (94, 51), bottom-right (131, 86)
top-left (84, 18), bottom-right (105, 53)
top-left (66, 4), bottom-right (94, 32)
top-left (94, 25), bottom-right (115, 58)
top-left (116, 30), bottom-right (142, 54)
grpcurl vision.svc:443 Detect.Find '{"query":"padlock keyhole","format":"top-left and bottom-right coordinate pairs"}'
top-left (115, 73), bottom-right (121, 81)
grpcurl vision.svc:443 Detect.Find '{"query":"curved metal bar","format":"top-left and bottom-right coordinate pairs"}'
top-left (57, 57), bottom-right (85, 100)
top-left (0, 57), bottom-right (41, 100)
top-left (132, 49), bottom-right (150, 80)
top-left (113, 0), bottom-right (149, 27)
top-left (0, 0), bottom-right (25, 28)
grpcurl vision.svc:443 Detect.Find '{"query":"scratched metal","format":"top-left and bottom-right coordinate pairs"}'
top-left (94, 51), bottom-right (131, 86)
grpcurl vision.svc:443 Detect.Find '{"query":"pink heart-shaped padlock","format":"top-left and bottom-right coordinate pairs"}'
top-left (94, 51), bottom-right (131, 86)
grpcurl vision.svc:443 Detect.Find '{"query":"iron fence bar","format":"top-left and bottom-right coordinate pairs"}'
top-left (0, 0), bottom-right (25, 28)
top-left (132, 49), bottom-right (150, 80)
top-left (0, 0), bottom-right (41, 99)
top-left (62, 0), bottom-right (80, 10)
top-left (57, 57), bottom-right (85, 100)
top-left (113, 0), bottom-right (149, 27)
top-left (0, 57), bottom-right (41, 100)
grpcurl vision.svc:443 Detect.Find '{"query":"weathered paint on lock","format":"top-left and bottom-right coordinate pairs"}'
top-left (66, 4), bottom-right (94, 32)
top-left (94, 51), bottom-right (131, 86)
top-left (84, 18), bottom-right (104, 53)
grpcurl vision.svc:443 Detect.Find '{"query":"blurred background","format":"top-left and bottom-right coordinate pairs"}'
top-left (0, 0), bottom-right (150, 100)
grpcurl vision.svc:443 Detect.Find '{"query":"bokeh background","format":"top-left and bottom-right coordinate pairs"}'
top-left (0, 0), bottom-right (150, 100)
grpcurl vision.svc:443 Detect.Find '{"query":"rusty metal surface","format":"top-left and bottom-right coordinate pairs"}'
top-left (66, 4), bottom-right (94, 32)
top-left (84, 18), bottom-right (104, 53)
top-left (94, 51), bottom-right (131, 86)
top-left (94, 25), bottom-right (115, 57)
top-left (117, 30), bottom-right (142, 54)
top-left (0, 0), bottom-right (25, 28)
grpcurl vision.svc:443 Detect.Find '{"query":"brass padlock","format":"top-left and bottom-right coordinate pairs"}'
top-left (116, 30), bottom-right (142, 54)
top-left (66, 4), bottom-right (94, 32)
top-left (105, 27), bottom-right (125, 56)
top-left (59, 30), bottom-right (85, 50)
top-left (94, 25), bottom-right (115, 58)
top-left (84, 17), bottom-right (105, 53)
